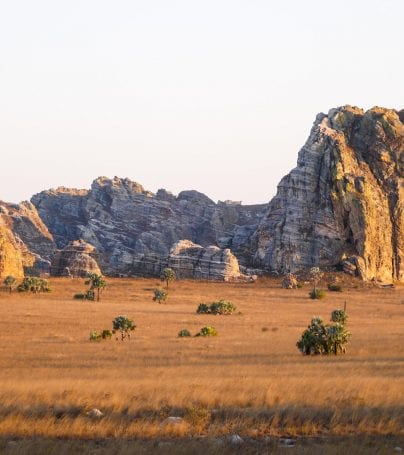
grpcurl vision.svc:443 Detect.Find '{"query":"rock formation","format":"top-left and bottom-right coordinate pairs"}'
top-left (0, 201), bottom-right (54, 276)
top-left (1, 105), bottom-right (401, 283)
top-left (31, 176), bottom-right (265, 276)
top-left (252, 106), bottom-right (403, 283)
top-left (167, 239), bottom-right (243, 281)
top-left (0, 221), bottom-right (24, 278)
top-left (50, 239), bottom-right (101, 277)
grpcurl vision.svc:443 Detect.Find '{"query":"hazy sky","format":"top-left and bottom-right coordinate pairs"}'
top-left (1, 0), bottom-right (403, 204)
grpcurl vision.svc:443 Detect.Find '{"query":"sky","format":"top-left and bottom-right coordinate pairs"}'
top-left (0, 0), bottom-right (403, 205)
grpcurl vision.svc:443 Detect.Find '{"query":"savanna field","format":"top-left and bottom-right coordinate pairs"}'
top-left (0, 277), bottom-right (403, 454)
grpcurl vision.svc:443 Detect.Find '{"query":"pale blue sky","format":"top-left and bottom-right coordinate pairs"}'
top-left (1, 0), bottom-right (403, 204)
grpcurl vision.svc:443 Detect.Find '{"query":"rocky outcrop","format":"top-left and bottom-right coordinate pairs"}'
top-left (50, 240), bottom-right (101, 277)
top-left (0, 221), bottom-right (24, 278)
top-left (167, 240), bottom-right (243, 281)
top-left (252, 106), bottom-right (403, 283)
top-left (0, 201), bottom-right (54, 275)
top-left (31, 176), bottom-right (265, 276)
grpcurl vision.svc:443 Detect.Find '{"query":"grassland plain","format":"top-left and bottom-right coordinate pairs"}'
top-left (0, 277), bottom-right (402, 454)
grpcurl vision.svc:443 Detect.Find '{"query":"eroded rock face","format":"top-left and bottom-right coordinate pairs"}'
top-left (168, 239), bottom-right (243, 281)
top-left (32, 176), bottom-right (265, 276)
top-left (0, 221), bottom-right (24, 278)
top-left (252, 106), bottom-right (403, 283)
top-left (50, 240), bottom-right (101, 277)
top-left (0, 201), bottom-right (54, 275)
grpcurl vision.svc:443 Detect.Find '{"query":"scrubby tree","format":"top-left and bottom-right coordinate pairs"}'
top-left (85, 273), bottom-right (106, 302)
top-left (160, 268), bottom-right (176, 289)
top-left (112, 315), bottom-right (136, 341)
top-left (3, 275), bottom-right (16, 294)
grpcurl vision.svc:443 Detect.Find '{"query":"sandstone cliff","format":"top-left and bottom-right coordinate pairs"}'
top-left (0, 221), bottom-right (24, 278)
top-left (31, 177), bottom-right (265, 276)
top-left (0, 201), bottom-right (54, 276)
top-left (50, 240), bottom-right (101, 277)
top-left (252, 106), bottom-right (403, 283)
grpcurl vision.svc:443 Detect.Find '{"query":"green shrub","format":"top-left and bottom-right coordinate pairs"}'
top-left (196, 303), bottom-right (210, 314)
top-left (85, 289), bottom-right (95, 301)
top-left (196, 300), bottom-right (236, 315)
top-left (178, 329), bottom-right (192, 337)
top-left (153, 288), bottom-right (168, 304)
top-left (297, 310), bottom-right (351, 355)
top-left (331, 309), bottom-right (348, 324)
top-left (160, 267), bottom-right (176, 289)
top-left (17, 277), bottom-right (51, 293)
top-left (113, 315), bottom-right (136, 331)
top-left (3, 275), bottom-right (17, 293)
top-left (73, 289), bottom-right (95, 300)
top-left (309, 289), bottom-right (327, 300)
top-left (101, 329), bottom-right (112, 339)
top-left (328, 283), bottom-right (343, 292)
top-left (210, 300), bottom-right (236, 315)
top-left (296, 282), bottom-right (303, 289)
top-left (89, 330), bottom-right (101, 341)
top-left (196, 326), bottom-right (218, 337)
top-left (112, 315), bottom-right (136, 341)
top-left (73, 293), bottom-right (86, 300)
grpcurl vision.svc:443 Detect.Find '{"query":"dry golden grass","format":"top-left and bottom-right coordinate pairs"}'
top-left (0, 277), bottom-right (402, 453)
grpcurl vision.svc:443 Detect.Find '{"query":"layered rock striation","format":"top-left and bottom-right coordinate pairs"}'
top-left (0, 201), bottom-right (54, 276)
top-left (50, 239), bottom-right (101, 277)
top-left (252, 106), bottom-right (403, 283)
top-left (167, 239), bottom-right (243, 281)
top-left (31, 177), bottom-right (265, 276)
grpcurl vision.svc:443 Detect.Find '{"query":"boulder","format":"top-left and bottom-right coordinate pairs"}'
top-left (168, 240), bottom-right (244, 281)
top-left (50, 240), bottom-right (101, 277)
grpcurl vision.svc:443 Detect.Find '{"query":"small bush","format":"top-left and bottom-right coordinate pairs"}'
top-left (196, 326), bottom-right (218, 337)
top-left (85, 289), bottom-right (95, 301)
top-left (113, 316), bottom-right (136, 331)
top-left (153, 288), bottom-right (168, 304)
top-left (18, 277), bottom-right (51, 293)
top-left (309, 289), bottom-right (327, 300)
top-left (196, 303), bottom-right (210, 314)
top-left (296, 282), bottom-right (303, 289)
top-left (196, 300), bottom-right (236, 315)
top-left (297, 310), bottom-right (351, 355)
top-left (331, 309), bottom-right (348, 324)
top-left (101, 329), bottom-right (112, 339)
top-left (73, 293), bottom-right (86, 300)
top-left (73, 290), bottom-right (95, 300)
top-left (178, 329), bottom-right (191, 337)
top-left (328, 283), bottom-right (343, 292)
top-left (89, 331), bottom-right (101, 341)
top-left (210, 300), bottom-right (236, 315)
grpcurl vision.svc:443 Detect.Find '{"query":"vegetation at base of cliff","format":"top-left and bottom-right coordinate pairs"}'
top-left (328, 283), bottom-right (343, 292)
top-left (160, 267), bottom-right (176, 289)
top-left (17, 276), bottom-right (50, 293)
top-left (3, 275), bottom-right (16, 293)
top-left (309, 289), bottom-right (327, 299)
top-left (85, 273), bottom-right (107, 302)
